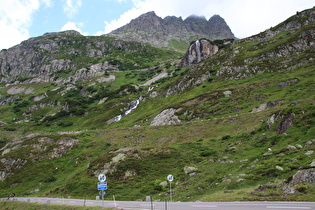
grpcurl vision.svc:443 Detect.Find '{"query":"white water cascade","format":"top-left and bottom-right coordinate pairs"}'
top-left (195, 40), bottom-right (201, 62)
top-left (113, 98), bottom-right (140, 122)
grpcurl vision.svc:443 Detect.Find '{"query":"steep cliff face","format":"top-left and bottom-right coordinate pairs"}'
top-left (107, 11), bottom-right (235, 50)
top-left (0, 31), bottom-right (105, 84)
top-left (181, 39), bottom-right (219, 66)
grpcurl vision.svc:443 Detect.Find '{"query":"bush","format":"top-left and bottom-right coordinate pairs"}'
top-left (222, 135), bottom-right (231, 140)
top-left (57, 121), bottom-right (73, 127)
top-left (70, 108), bottom-right (85, 116)
top-left (44, 175), bottom-right (57, 183)
top-left (200, 148), bottom-right (216, 157)
top-left (4, 127), bottom-right (16, 131)
top-left (56, 110), bottom-right (70, 117)
top-left (154, 185), bottom-right (163, 191)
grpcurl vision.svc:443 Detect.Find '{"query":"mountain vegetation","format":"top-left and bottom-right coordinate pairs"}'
top-left (0, 7), bottom-right (314, 202)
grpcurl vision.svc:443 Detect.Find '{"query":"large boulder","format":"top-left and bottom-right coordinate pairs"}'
top-left (291, 168), bottom-right (315, 184)
top-left (150, 108), bottom-right (181, 126)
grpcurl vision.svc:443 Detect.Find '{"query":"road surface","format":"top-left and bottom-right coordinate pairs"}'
top-left (10, 197), bottom-right (315, 210)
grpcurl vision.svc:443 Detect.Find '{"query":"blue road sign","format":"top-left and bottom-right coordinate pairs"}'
top-left (98, 182), bottom-right (107, 190)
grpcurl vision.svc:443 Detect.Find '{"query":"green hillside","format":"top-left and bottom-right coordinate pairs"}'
top-left (0, 8), bottom-right (314, 201)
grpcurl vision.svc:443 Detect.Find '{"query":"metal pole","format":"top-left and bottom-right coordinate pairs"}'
top-left (113, 195), bottom-right (117, 208)
top-left (150, 196), bottom-right (153, 210)
top-left (165, 196), bottom-right (167, 210)
top-left (170, 182), bottom-right (172, 202)
top-left (102, 189), bottom-right (104, 208)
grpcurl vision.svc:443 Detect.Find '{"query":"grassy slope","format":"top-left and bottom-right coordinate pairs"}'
top-left (0, 63), bottom-right (314, 201)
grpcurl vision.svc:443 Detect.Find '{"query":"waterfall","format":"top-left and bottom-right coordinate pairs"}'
top-left (124, 98), bottom-right (140, 116)
top-left (195, 40), bottom-right (201, 62)
top-left (113, 98), bottom-right (140, 122)
top-left (113, 114), bottom-right (122, 122)
top-left (148, 86), bottom-right (154, 92)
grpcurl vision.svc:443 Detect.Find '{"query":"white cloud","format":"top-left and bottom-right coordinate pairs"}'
top-left (0, 0), bottom-right (40, 50)
top-left (217, 0), bottom-right (315, 38)
top-left (41, 0), bottom-right (52, 7)
top-left (63, 0), bottom-right (82, 18)
top-left (95, 6), bottom-right (147, 35)
top-left (96, 0), bottom-right (314, 38)
top-left (61, 21), bottom-right (88, 35)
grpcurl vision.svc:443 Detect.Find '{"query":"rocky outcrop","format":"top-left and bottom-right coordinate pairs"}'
top-left (150, 108), bottom-right (181, 126)
top-left (0, 158), bottom-right (28, 181)
top-left (165, 71), bottom-right (210, 96)
top-left (277, 112), bottom-right (295, 135)
top-left (6, 86), bottom-right (34, 95)
top-left (0, 136), bottom-right (79, 181)
top-left (265, 111), bottom-right (296, 134)
top-left (0, 31), bottom-right (147, 85)
top-left (181, 39), bottom-right (219, 66)
top-left (253, 168), bottom-right (315, 195)
top-left (251, 101), bottom-right (282, 113)
top-left (108, 11), bottom-right (235, 50)
top-left (0, 96), bottom-right (20, 105)
top-left (184, 166), bottom-right (198, 177)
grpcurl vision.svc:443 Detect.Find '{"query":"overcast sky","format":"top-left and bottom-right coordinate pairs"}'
top-left (0, 0), bottom-right (314, 50)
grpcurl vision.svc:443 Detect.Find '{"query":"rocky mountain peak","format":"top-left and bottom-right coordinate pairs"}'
top-left (208, 14), bottom-right (228, 29)
top-left (184, 14), bottom-right (207, 22)
top-left (120, 11), bottom-right (163, 31)
top-left (208, 14), bottom-right (225, 23)
top-left (164, 15), bottom-right (184, 24)
top-left (107, 12), bottom-right (235, 51)
top-left (207, 15), bottom-right (235, 39)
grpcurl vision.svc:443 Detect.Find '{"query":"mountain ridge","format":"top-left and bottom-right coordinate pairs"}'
top-left (107, 11), bottom-right (235, 51)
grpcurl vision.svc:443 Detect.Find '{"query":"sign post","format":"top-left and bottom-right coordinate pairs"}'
top-left (98, 174), bottom-right (107, 208)
top-left (167, 174), bottom-right (174, 202)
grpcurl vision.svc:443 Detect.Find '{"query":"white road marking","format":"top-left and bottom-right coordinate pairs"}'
top-left (267, 206), bottom-right (311, 209)
top-left (191, 204), bottom-right (218, 208)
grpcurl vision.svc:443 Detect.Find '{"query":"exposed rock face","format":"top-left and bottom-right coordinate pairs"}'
top-left (6, 86), bottom-right (34, 95)
top-left (150, 108), bottom-right (181, 126)
top-left (0, 136), bottom-right (79, 181)
top-left (0, 31), bottom-right (143, 85)
top-left (107, 11), bottom-right (235, 50)
top-left (253, 168), bottom-right (315, 195)
top-left (0, 158), bottom-right (28, 181)
top-left (0, 32), bottom-right (79, 83)
top-left (181, 39), bottom-right (219, 66)
top-left (277, 112), bottom-right (295, 135)
top-left (166, 71), bottom-right (211, 96)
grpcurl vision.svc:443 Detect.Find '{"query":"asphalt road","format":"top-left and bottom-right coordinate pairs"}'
top-left (11, 197), bottom-right (315, 210)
